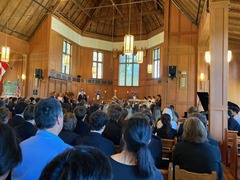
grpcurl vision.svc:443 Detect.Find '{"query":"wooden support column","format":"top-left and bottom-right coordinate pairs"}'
top-left (209, 0), bottom-right (229, 142)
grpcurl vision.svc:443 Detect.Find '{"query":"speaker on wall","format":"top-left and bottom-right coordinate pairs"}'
top-left (168, 66), bottom-right (177, 79)
top-left (35, 69), bottom-right (43, 79)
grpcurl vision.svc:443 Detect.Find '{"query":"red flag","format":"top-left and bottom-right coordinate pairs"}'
top-left (15, 79), bottom-right (21, 98)
top-left (0, 62), bottom-right (9, 91)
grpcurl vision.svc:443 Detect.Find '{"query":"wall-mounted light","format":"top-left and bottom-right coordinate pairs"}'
top-left (205, 50), bottom-right (232, 63)
top-left (228, 50), bottom-right (232, 62)
top-left (200, 73), bottom-right (204, 81)
top-left (205, 51), bottom-right (211, 64)
top-left (147, 64), bottom-right (152, 73)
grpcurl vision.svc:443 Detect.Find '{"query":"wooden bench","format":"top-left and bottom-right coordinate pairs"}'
top-left (230, 133), bottom-right (240, 179)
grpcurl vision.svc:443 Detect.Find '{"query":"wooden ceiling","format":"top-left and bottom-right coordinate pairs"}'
top-left (0, 0), bottom-right (239, 43)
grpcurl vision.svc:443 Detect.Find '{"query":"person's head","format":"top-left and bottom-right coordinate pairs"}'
top-left (73, 106), bottom-right (87, 121)
top-left (182, 117), bottom-right (208, 143)
top-left (123, 114), bottom-right (155, 178)
top-left (0, 123), bottom-right (22, 179)
top-left (161, 113), bottom-right (171, 127)
top-left (40, 146), bottom-right (112, 180)
top-left (90, 110), bottom-right (109, 132)
top-left (162, 107), bottom-right (173, 120)
top-left (228, 109), bottom-right (233, 118)
top-left (189, 112), bottom-right (207, 128)
top-left (23, 105), bottom-right (35, 121)
top-left (63, 112), bottom-right (77, 131)
top-left (107, 104), bottom-right (122, 122)
top-left (0, 107), bottom-right (10, 124)
top-left (0, 99), bottom-right (6, 107)
top-left (157, 94), bottom-right (161, 99)
top-left (187, 106), bottom-right (198, 116)
top-left (230, 106), bottom-right (239, 116)
top-left (15, 101), bottom-right (28, 114)
top-left (34, 98), bottom-right (63, 134)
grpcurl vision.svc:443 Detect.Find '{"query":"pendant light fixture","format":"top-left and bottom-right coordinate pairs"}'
top-left (124, 0), bottom-right (134, 55)
top-left (137, 2), bottom-right (143, 63)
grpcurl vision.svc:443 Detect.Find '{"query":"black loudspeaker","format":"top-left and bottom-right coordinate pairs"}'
top-left (35, 69), bottom-right (43, 79)
top-left (168, 66), bottom-right (177, 78)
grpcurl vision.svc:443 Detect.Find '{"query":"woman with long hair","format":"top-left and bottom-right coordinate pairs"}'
top-left (109, 113), bottom-right (163, 180)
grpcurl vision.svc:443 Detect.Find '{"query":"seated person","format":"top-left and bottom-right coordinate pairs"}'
top-left (0, 122), bottom-right (22, 179)
top-left (173, 117), bottom-right (223, 180)
top-left (156, 114), bottom-right (177, 139)
top-left (73, 106), bottom-right (90, 137)
top-left (15, 105), bottom-right (38, 142)
top-left (228, 109), bottom-right (240, 133)
top-left (109, 113), bottom-right (163, 180)
top-left (40, 146), bottom-right (112, 180)
top-left (0, 107), bottom-right (10, 124)
top-left (157, 108), bottom-right (177, 130)
top-left (75, 110), bottom-right (115, 156)
top-left (58, 112), bottom-right (79, 146)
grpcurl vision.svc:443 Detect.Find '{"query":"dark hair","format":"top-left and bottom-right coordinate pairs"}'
top-left (23, 105), bottom-right (35, 120)
top-left (228, 109), bottom-right (233, 117)
top-left (107, 104), bottom-right (122, 122)
top-left (161, 114), bottom-right (172, 135)
top-left (73, 106), bottom-right (87, 121)
top-left (40, 146), bottom-right (112, 180)
top-left (0, 107), bottom-right (10, 124)
top-left (0, 100), bottom-right (6, 107)
top-left (15, 101), bottom-right (28, 114)
top-left (90, 110), bottom-right (109, 131)
top-left (123, 114), bottom-right (155, 178)
top-left (189, 112), bottom-right (207, 127)
top-left (0, 123), bottom-right (22, 176)
top-left (230, 106), bottom-right (239, 114)
top-left (34, 98), bottom-right (63, 129)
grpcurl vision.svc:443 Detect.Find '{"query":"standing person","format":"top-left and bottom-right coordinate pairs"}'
top-left (12, 98), bottom-right (71, 180)
top-left (77, 88), bottom-right (87, 103)
top-left (109, 115), bottom-right (163, 180)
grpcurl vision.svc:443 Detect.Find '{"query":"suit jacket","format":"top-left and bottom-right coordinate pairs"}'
top-left (73, 120), bottom-right (91, 137)
top-left (156, 127), bottom-right (177, 139)
top-left (15, 122), bottom-right (38, 142)
top-left (8, 115), bottom-right (25, 128)
top-left (173, 142), bottom-right (223, 180)
top-left (59, 129), bottom-right (80, 146)
top-left (75, 132), bottom-right (115, 156)
top-left (149, 135), bottom-right (163, 169)
top-left (103, 119), bottom-right (122, 145)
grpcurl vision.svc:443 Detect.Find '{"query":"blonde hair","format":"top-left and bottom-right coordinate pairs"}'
top-left (182, 117), bottom-right (208, 143)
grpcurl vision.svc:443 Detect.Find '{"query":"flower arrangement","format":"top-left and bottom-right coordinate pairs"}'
top-left (131, 90), bottom-right (138, 96)
top-left (95, 88), bottom-right (101, 95)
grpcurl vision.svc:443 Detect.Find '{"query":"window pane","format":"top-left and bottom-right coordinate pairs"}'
top-left (98, 52), bottom-right (103, 62)
top-left (66, 43), bottom-right (71, 54)
top-left (154, 61), bottom-right (158, 78)
top-left (120, 55), bottom-right (125, 63)
top-left (126, 64), bottom-right (132, 86)
top-left (98, 63), bottom-right (102, 78)
top-left (119, 64), bottom-right (125, 86)
top-left (66, 65), bottom-right (70, 74)
top-left (133, 64), bottom-right (139, 86)
top-left (93, 52), bottom-right (97, 61)
top-left (63, 42), bottom-right (66, 53)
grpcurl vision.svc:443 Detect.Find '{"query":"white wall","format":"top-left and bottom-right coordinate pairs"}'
top-left (51, 16), bottom-right (164, 51)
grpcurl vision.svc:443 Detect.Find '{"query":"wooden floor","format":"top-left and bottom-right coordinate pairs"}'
top-left (223, 157), bottom-right (240, 180)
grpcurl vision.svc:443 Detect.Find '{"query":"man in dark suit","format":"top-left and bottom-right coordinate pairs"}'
top-left (73, 106), bottom-right (90, 136)
top-left (8, 101), bottom-right (28, 128)
top-left (77, 88), bottom-right (87, 102)
top-left (75, 110), bottom-right (115, 156)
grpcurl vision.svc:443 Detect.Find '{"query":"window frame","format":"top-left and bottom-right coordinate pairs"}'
top-left (62, 40), bottom-right (71, 74)
top-left (92, 51), bottom-right (103, 79)
top-left (153, 47), bottom-right (160, 78)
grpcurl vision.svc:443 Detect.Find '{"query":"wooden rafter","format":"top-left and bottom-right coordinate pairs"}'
top-left (72, 0), bottom-right (91, 17)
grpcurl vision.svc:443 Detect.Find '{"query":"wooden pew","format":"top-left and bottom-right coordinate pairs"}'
top-left (230, 134), bottom-right (240, 179)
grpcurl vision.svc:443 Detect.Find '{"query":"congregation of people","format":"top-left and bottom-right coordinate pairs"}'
top-left (1, 90), bottom-right (239, 179)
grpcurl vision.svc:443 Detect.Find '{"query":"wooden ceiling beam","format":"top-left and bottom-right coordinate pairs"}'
top-left (93, 9), bottom-right (163, 21)
top-left (82, 0), bottom-right (108, 33)
top-left (71, 0), bottom-right (91, 17)
top-left (110, 0), bottom-right (123, 18)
